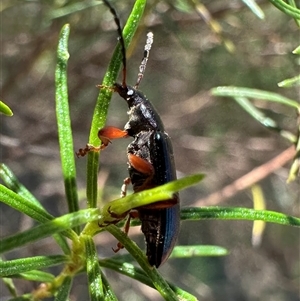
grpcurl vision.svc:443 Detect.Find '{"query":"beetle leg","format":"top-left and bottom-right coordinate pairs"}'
top-left (98, 126), bottom-right (128, 149)
top-left (76, 126), bottom-right (128, 157)
top-left (112, 210), bottom-right (139, 253)
top-left (112, 214), bottom-right (131, 253)
top-left (76, 143), bottom-right (103, 157)
top-left (98, 205), bottom-right (130, 230)
top-left (112, 175), bottom-right (140, 252)
top-left (112, 242), bottom-right (124, 253)
top-left (109, 177), bottom-right (132, 252)
top-left (128, 153), bottom-right (178, 209)
top-left (128, 153), bottom-right (154, 175)
top-left (121, 177), bottom-right (131, 198)
top-left (98, 126), bottom-right (128, 145)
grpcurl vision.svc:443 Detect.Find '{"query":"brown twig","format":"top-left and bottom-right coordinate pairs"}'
top-left (196, 146), bottom-right (296, 206)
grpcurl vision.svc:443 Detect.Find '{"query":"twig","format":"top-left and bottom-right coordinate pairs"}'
top-left (196, 146), bottom-right (296, 206)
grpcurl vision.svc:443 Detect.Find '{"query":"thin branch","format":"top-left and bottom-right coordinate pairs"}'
top-left (196, 146), bottom-right (296, 206)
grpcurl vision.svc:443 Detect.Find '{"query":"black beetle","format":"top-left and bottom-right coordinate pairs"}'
top-left (77, 0), bottom-right (180, 268)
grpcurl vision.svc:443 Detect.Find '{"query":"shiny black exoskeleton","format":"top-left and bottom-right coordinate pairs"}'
top-left (77, 0), bottom-right (180, 268)
top-left (115, 84), bottom-right (180, 267)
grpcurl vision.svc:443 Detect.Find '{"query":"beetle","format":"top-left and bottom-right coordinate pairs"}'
top-left (77, 0), bottom-right (180, 268)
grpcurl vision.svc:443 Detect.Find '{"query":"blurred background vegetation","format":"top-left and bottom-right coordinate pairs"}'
top-left (1, 0), bottom-right (299, 300)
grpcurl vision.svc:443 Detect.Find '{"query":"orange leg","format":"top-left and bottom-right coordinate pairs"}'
top-left (128, 153), bottom-right (177, 209)
top-left (76, 143), bottom-right (104, 157)
top-left (112, 214), bottom-right (131, 253)
top-left (111, 177), bottom-right (132, 253)
top-left (98, 127), bottom-right (128, 147)
top-left (112, 210), bottom-right (139, 253)
top-left (76, 126), bottom-right (128, 157)
top-left (128, 153), bottom-right (154, 175)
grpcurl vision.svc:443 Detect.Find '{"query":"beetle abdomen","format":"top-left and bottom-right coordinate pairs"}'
top-left (139, 202), bottom-right (180, 268)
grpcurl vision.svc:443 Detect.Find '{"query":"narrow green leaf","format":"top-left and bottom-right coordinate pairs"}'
top-left (99, 258), bottom-right (197, 300)
top-left (100, 259), bottom-right (154, 288)
top-left (287, 154), bottom-right (300, 182)
top-left (55, 24), bottom-right (80, 234)
top-left (7, 295), bottom-right (32, 301)
top-left (0, 255), bottom-right (69, 277)
top-left (287, 0), bottom-right (300, 25)
top-left (106, 225), bottom-right (179, 300)
top-left (0, 184), bottom-right (54, 223)
top-left (293, 44), bottom-right (300, 54)
top-left (267, 0), bottom-right (300, 20)
top-left (181, 207), bottom-right (300, 226)
top-left (241, 0), bottom-right (265, 19)
top-left (234, 96), bottom-right (278, 128)
top-left (288, 124), bottom-right (300, 182)
top-left (0, 184), bottom-right (75, 247)
top-left (0, 100), bottom-right (13, 116)
top-left (170, 245), bottom-right (228, 258)
top-left (251, 185), bottom-right (266, 247)
top-left (0, 164), bottom-right (44, 209)
top-left (53, 235), bottom-right (72, 256)
top-left (98, 174), bottom-right (204, 226)
top-left (278, 74), bottom-right (300, 87)
top-left (2, 276), bottom-right (17, 297)
top-left (233, 96), bottom-right (297, 143)
top-left (14, 270), bottom-right (55, 282)
top-left (85, 0), bottom-right (147, 209)
top-left (47, 1), bottom-right (101, 21)
top-left (0, 165), bottom-right (71, 254)
top-left (101, 270), bottom-right (118, 301)
top-left (0, 209), bottom-right (99, 253)
top-left (211, 86), bottom-right (300, 109)
top-left (84, 235), bottom-right (104, 301)
top-left (55, 276), bottom-right (73, 301)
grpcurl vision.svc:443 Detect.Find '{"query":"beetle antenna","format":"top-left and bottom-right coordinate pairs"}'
top-left (134, 32), bottom-right (154, 89)
top-left (103, 0), bottom-right (127, 87)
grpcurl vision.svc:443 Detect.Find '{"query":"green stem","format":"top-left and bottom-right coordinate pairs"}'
top-left (181, 207), bottom-right (300, 226)
top-left (268, 0), bottom-right (300, 19)
top-left (55, 24), bottom-right (80, 234)
top-left (86, 0), bottom-right (147, 208)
